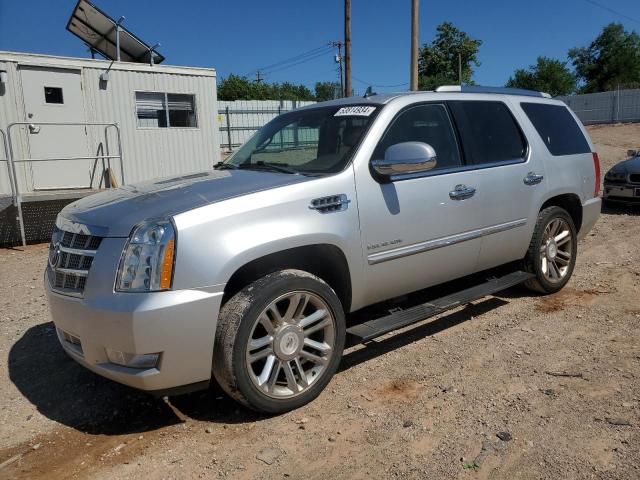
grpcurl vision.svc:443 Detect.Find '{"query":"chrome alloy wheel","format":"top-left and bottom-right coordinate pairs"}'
top-left (246, 291), bottom-right (336, 399)
top-left (539, 217), bottom-right (573, 283)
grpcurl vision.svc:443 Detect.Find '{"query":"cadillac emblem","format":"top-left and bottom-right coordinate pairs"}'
top-left (49, 242), bottom-right (62, 269)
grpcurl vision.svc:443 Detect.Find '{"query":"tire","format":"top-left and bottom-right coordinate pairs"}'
top-left (523, 206), bottom-right (578, 294)
top-left (213, 269), bottom-right (345, 413)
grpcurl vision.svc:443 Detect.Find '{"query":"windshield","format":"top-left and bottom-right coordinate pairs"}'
top-left (223, 105), bottom-right (379, 175)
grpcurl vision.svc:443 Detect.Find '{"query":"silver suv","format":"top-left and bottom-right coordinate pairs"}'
top-left (46, 86), bottom-right (601, 413)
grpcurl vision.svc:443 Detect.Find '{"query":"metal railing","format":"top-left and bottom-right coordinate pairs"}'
top-left (3, 122), bottom-right (124, 246)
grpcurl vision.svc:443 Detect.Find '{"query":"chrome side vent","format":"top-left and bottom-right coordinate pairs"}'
top-left (309, 194), bottom-right (350, 214)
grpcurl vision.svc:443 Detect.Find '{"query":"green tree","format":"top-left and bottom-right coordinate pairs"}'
top-left (506, 57), bottom-right (576, 96)
top-left (217, 74), bottom-right (254, 101)
top-left (217, 75), bottom-right (316, 101)
top-left (315, 81), bottom-right (340, 101)
top-left (418, 22), bottom-right (482, 90)
top-left (569, 23), bottom-right (640, 93)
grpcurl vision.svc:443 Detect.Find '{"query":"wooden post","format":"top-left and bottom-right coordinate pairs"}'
top-left (410, 0), bottom-right (419, 91)
top-left (345, 0), bottom-right (352, 96)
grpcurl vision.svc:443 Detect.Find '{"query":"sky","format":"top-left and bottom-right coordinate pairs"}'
top-left (1, 0), bottom-right (639, 93)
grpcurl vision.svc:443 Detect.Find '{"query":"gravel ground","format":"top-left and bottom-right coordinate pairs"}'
top-left (1, 124), bottom-right (639, 480)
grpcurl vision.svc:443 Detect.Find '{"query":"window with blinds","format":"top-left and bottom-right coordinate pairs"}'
top-left (135, 92), bottom-right (197, 128)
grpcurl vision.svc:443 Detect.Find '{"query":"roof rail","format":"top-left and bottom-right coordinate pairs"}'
top-left (436, 85), bottom-right (552, 99)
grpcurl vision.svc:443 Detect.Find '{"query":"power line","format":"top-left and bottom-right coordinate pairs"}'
top-left (261, 49), bottom-right (333, 75)
top-left (581, 0), bottom-right (640, 25)
top-left (248, 45), bottom-right (333, 77)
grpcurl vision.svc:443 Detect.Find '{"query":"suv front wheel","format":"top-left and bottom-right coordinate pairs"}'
top-left (523, 206), bottom-right (578, 294)
top-left (213, 269), bottom-right (345, 413)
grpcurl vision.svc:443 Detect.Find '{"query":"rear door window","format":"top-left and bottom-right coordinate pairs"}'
top-left (520, 103), bottom-right (590, 156)
top-left (449, 101), bottom-right (527, 165)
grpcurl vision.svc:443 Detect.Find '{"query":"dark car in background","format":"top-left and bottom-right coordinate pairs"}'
top-left (603, 149), bottom-right (640, 205)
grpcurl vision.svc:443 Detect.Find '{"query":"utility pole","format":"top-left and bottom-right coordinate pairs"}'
top-left (255, 71), bottom-right (263, 83)
top-left (458, 52), bottom-right (462, 85)
top-left (331, 41), bottom-right (345, 97)
top-left (410, 0), bottom-right (419, 91)
top-left (344, 0), bottom-right (352, 96)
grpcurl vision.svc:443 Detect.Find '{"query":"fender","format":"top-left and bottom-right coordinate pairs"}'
top-left (171, 168), bottom-right (367, 311)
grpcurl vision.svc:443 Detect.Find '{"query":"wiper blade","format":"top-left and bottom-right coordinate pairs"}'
top-left (238, 161), bottom-right (298, 175)
top-left (213, 162), bottom-right (237, 170)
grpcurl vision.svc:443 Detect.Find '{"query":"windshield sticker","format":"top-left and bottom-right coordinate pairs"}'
top-left (334, 106), bottom-right (376, 117)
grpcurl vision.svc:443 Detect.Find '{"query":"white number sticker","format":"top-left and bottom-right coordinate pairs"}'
top-left (334, 106), bottom-right (376, 117)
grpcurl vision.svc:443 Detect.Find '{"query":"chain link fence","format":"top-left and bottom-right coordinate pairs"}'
top-left (558, 88), bottom-right (640, 125)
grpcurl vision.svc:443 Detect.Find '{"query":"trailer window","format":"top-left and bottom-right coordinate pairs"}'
top-left (135, 92), bottom-right (197, 128)
top-left (44, 87), bottom-right (64, 104)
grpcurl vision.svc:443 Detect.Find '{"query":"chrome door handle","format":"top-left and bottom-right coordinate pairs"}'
top-left (524, 172), bottom-right (544, 185)
top-left (449, 184), bottom-right (476, 200)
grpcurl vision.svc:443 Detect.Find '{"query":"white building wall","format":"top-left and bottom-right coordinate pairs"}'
top-left (0, 59), bottom-right (29, 198)
top-left (0, 51), bottom-right (219, 196)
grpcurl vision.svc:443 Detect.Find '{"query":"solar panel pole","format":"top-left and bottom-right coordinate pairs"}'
top-left (115, 16), bottom-right (125, 62)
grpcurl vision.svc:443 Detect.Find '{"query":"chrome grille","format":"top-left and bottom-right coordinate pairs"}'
top-left (47, 227), bottom-right (102, 297)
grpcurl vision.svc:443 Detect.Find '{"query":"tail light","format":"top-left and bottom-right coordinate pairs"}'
top-left (592, 152), bottom-right (601, 197)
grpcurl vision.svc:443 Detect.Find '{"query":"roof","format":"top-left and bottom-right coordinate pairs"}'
top-left (299, 85), bottom-right (556, 111)
top-left (0, 50), bottom-right (216, 77)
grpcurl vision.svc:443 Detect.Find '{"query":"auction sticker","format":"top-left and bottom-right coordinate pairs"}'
top-left (334, 106), bottom-right (376, 117)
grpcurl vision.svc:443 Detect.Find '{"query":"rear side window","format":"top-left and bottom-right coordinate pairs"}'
top-left (449, 101), bottom-right (527, 165)
top-left (520, 103), bottom-right (590, 156)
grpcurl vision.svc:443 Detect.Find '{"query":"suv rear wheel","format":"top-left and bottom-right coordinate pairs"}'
top-left (213, 269), bottom-right (345, 413)
top-left (523, 206), bottom-right (578, 294)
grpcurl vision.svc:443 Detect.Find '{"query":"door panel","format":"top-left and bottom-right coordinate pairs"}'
top-left (357, 103), bottom-right (485, 305)
top-left (358, 171), bottom-right (485, 304)
top-left (20, 66), bottom-right (89, 190)
top-left (446, 99), bottom-right (546, 271)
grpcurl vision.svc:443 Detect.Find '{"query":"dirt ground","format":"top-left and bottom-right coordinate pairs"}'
top-left (1, 124), bottom-right (639, 480)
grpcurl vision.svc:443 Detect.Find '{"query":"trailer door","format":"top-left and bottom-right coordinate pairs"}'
top-left (19, 66), bottom-right (90, 190)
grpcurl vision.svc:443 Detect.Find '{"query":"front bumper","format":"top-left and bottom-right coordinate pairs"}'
top-left (46, 281), bottom-right (224, 391)
top-left (603, 182), bottom-right (640, 204)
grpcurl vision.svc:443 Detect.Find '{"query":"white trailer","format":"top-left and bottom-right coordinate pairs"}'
top-left (0, 51), bottom-right (219, 245)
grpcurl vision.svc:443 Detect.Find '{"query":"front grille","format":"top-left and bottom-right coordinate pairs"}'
top-left (47, 227), bottom-right (103, 296)
top-left (630, 174), bottom-right (640, 184)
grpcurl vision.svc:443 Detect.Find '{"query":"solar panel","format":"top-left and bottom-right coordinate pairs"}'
top-left (66, 0), bottom-right (165, 64)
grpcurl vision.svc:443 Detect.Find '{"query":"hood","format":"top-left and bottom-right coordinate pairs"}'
top-left (58, 169), bottom-right (311, 237)
top-left (610, 155), bottom-right (640, 173)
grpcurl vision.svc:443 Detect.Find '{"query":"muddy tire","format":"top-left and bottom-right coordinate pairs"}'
top-left (523, 206), bottom-right (578, 294)
top-left (213, 269), bottom-right (345, 413)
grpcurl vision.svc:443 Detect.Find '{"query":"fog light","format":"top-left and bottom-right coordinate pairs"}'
top-left (105, 349), bottom-right (160, 369)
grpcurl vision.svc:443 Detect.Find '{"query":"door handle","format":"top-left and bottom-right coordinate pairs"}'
top-left (449, 184), bottom-right (476, 200)
top-left (524, 172), bottom-right (544, 185)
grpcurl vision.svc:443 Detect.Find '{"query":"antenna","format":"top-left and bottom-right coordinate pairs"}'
top-left (66, 0), bottom-right (165, 65)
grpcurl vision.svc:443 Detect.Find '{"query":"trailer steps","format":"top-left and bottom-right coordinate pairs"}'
top-left (346, 270), bottom-right (534, 344)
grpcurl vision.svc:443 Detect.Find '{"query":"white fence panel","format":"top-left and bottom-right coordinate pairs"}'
top-left (218, 100), bottom-right (316, 152)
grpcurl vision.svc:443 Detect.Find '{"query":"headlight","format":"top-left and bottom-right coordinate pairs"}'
top-left (116, 220), bottom-right (176, 292)
top-left (605, 171), bottom-right (627, 181)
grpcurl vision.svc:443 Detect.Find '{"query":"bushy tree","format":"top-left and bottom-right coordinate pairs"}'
top-left (569, 23), bottom-right (640, 93)
top-left (418, 22), bottom-right (482, 90)
top-left (315, 81), bottom-right (340, 101)
top-left (506, 57), bottom-right (576, 96)
top-left (217, 74), bottom-right (315, 101)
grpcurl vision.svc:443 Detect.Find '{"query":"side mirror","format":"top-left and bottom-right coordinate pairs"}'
top-left (627, 149), bottom-right (638, 158)
top-left (372, 142), bottom-right (437, 177)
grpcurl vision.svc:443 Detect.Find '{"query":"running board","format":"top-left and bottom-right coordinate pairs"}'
top-left (346, 270), bottom-right (534, 344)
